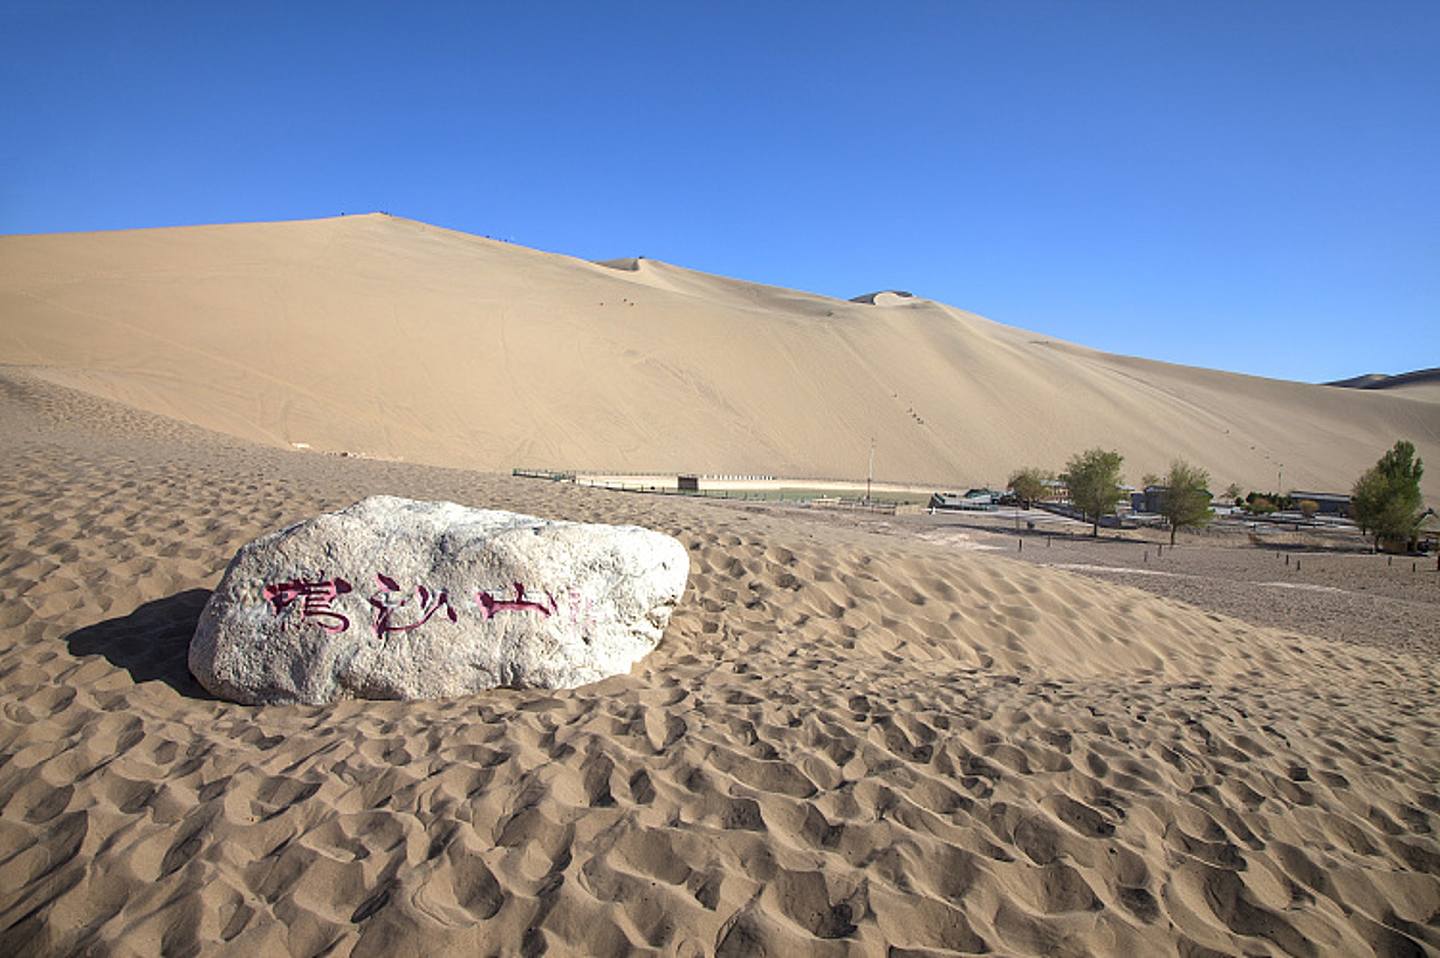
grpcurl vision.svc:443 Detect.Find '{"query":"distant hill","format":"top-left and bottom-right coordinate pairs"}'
top-left (849, 290), bottom-right (917, 306)
top-left (1326, 368), bottom-right (1440, 404)
top-left (1, 213), bottom-right (1437, 499)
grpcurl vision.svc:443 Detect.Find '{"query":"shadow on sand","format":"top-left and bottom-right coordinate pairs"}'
top-left (65, 589), bottom-right (215, 699)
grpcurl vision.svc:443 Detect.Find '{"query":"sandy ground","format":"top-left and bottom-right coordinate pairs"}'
top-left (2, 214), bottom-right (1437, 501)
top-left (1, 371), bottom-right (1438, 956)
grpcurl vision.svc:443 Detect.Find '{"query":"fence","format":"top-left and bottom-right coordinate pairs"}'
top-left (514, 467), bottom-right (925, 511)
top-left (512, 468), bottom-right (575, 481)
top-left (810, 497), bottom-right (923, 516)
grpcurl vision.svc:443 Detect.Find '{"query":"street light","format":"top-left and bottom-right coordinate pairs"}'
top-left (866, 438), bottom-right (875, 503)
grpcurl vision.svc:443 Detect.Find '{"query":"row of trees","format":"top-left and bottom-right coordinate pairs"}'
top-left (1232, 492), bottom-right (1319, 517)
top-left (1009, 450), bottom-right (1212, 543)
top-left (1008, 439), bottom-right (1428, 550)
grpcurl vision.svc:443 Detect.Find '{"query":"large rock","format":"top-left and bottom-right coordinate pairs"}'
top-left (189, 496), bottom-right (689, 704)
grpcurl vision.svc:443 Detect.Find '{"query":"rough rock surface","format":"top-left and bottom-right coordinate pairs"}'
top-left (189, 496), bottom-right (689, 704)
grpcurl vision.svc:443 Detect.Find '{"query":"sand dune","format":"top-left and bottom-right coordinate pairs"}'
top-left (3, 213), bottom-right (1435, 500)
top-left (0, 371), bottom-right (1437, 955)
top-left (1327, 368), bottom-right (1440, 402)
top-left (2, 216), bottom-right (1439, 954)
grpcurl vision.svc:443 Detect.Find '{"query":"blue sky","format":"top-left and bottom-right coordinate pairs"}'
top-left (2, 2), bottom-right (1435, 383)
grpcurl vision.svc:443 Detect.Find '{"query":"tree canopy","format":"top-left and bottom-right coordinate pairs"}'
top-left (1063, 448), bottom-right (1124, 537)
top-left (1159, 459), bottom-right (1212, 545)
top-left (1007, 467), bottom-right (1053, 508)
top-left (1351, 440), bottom-right (1424, 549)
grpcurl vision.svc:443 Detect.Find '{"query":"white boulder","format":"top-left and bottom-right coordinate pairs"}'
top-left (188, 496), bottom-right (690, 704)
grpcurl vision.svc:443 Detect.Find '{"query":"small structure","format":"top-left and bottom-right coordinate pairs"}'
top-left (929, 491), bottom-right (994, 511)
top-left (677, 475), bottom-right (700, 492)
top-left (1138, 484), bottom-right (1217, 514)
top-left (1288, 491), bottom-right (1350, 516)
top-left (1417, 509), bottom-right (1440, 551)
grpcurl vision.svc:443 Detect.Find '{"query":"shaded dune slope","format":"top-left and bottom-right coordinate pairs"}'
top-left (0, 373), bottom-right (1436, 955)
top-left (1329, 369), bottom-right (1440, 405)
top-left (2, 214), bottom-right (1436, 498)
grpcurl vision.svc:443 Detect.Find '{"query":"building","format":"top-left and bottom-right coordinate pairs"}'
top-left (1137, 484), bottom-right (1218, 514)
top-left (1417, 509), bottom-right (1440, 549)
top-left (1289, 491), bottom-right (1350, 516)
top-left (929, 491), bottom-right (994, 511)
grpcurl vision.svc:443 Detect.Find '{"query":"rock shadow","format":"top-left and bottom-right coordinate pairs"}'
top-left (65, 589), bottom-right (214, 698)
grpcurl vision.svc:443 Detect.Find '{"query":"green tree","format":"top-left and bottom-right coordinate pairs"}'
top-left (1224, 482), bottom-right (1243, 506)
top-left (1160, 459), bottom-right (1213, 545)
top-left (1298, 499), bottom-right (1319, 520)
top-left (1064, 448), bottom-right (1125, 537)
top-left (1351, 440), bottom-right (1425, 549)
top-left (1008, 467), bottom-right (1054, 508)
top-left (1351, 469), bottom-right (1382, 535)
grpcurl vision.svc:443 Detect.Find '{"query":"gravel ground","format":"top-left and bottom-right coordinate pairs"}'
top-left (714, 503), bottom-right (1440, 657)
top-left (910, 513), bottom-right (1440, 656)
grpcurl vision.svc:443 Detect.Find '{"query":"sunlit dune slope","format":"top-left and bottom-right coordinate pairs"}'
top-left (2, 213), bottom-right (1435, 497)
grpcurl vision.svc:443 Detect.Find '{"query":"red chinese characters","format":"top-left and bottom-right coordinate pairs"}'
top-left (369, 573), bottom-right (458, 637)
top-left (260, 574), bottom-right (571, 636)
top-left (262, 576), bottom-right (354, 633)
top-left (476, 582), bottom-right (557, 620)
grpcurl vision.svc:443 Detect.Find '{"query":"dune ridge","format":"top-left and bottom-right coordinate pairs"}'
top-left (2, 213), bottom-right (1435, 499)
top-left (0, 371), bottom-right (1437, 955)
top-left (1328, 369), bottom-right (1440, 405)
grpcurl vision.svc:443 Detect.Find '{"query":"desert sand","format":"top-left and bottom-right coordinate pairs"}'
top-left (2, 217), bottom-right (1439, 955)
top-left (1, 369), bottom-right (1437, 956)
top-left (2, 214), bottom-right (1436, 500)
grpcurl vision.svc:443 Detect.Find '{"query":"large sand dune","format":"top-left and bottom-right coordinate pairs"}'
top-left (3, 216), bottom-right (1437, 955)
top-left (3, 213), bottom-right (1435, 499)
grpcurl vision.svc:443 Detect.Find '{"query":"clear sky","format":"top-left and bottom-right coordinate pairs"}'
top-left (2, 2), bottom-right (1436, 383)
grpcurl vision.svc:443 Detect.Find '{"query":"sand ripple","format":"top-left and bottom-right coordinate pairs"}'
top-left (1, 374), bottom-right (1437, 955)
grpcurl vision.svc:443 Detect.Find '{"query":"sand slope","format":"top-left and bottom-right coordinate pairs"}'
top-left (2, 214), bottom-right (1436, 499)
top-left (1, 371), bottom-right (1437, 956)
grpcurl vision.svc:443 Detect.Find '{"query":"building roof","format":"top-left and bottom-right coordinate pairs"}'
top-left (1289, 491), bottom-right (1350, 502)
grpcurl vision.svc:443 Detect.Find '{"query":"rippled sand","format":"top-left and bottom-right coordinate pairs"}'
top-left (1, 372), bottom-right (1437, 956)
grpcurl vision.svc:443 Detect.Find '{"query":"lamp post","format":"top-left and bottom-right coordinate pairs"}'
top-left (866, 438), bottom-right (875, 504)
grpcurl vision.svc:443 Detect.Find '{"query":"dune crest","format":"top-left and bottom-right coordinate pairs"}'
top-left (850, 289), bottom-right (919, 306)
top-left (1328, 368), bottom-right (1440, 404)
